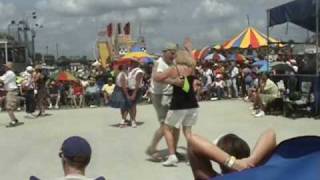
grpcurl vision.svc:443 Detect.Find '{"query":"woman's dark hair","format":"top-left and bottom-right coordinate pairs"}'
top-left (217, 134), bottom-right (250, 174)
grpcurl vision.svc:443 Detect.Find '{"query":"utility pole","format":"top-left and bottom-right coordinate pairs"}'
top-left (56, 43), bottom-right (59, 58)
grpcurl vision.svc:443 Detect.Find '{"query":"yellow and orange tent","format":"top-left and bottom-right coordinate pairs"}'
top-left (222, 27), bottom-right (282, 49)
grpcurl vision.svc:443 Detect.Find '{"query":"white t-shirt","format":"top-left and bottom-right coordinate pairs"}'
top-left (128, 67), bottom-right (144, 89)
top-left (116, 71), bottom-right (128, 87)
top-left (231, 66), bottom-right (239, 78)
top-left (0, 70), bottom-right (17, 91)
top-left (203, 69), bottom-right (213, 87)
top-left (150, 57), bottom-right (173, 95)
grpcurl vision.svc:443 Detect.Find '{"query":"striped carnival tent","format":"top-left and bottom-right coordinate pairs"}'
top-left (222, 27), bottom-right (282, 49)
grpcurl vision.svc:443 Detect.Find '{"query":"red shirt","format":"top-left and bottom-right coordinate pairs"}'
top-left (73, 85), bottom-right (83, 96)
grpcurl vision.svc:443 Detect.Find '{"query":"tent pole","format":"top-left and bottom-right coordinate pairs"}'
top-left (267, 10), bottom-right (270, 72)
top-left (316, 0), bottom-right (319, 114)
top-left (317, 0), bottom-right (319, 75)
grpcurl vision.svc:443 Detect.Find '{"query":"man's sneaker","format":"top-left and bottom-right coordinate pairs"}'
top-left (54, 105), bottom-right (59, 109)
top-left (251, 110), bottom-right (258, 115)
top-left (162, 154), bottom-right (178, 167)
top-left (48, 104), bottom-right (53, 109)
top-left (255, 110), bottom-right (265, 117)
top-left (131, 121), bottom-right (137, 128)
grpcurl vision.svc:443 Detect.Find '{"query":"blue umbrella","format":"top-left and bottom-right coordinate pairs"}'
top-left (258, 64), bottom-right (271, 73)
top-left (228, 54), bottom-right (237, 61)
top-left (252, 60), bottom-right (268, 67)
top-left (141, 57), bottom-right (154, 64)
top-left (215, 136), bottom-right (320, 180)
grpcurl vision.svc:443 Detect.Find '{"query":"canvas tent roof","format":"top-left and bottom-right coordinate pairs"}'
top-left (268, 0), bottom-right (318, 32)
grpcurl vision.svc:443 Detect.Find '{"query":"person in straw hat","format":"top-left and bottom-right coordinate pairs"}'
top-left (0, 62), bottom-right (24, 127)
top-left (145, 42), bottom-right (181, 161)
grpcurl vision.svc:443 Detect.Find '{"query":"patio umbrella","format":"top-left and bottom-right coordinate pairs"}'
top-left (122, 52), bottom-right (153, 59)
top-left (198, 47), bottom-right (211, 60)
top-left (253, 60), bottom-right (268, 67)
top-left (222, 27), bottom-right (282, 49)
top-left (258, 64), bottom-right (271, 73)
top-left (271, 62), bottom-right (294, 72)
top-left (113, 58), bottom-right (137, 66)
top-left (229, 54), bottom-right (246, 63)
top-left (204, 53), bottom-right (214, 61)
top-left (192, 50), bottom-right (201, 61)
top-left (140, 57), bottom-right (154, 64)
top-left (213, 53), bottom-right (226, 62)
top-left (52, 71), bottom-right (77, 81)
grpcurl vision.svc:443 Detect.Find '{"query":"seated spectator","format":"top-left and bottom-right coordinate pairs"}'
top-left (252, 74), bottom-right (280, 117)
top-left (188, 129), bottom-right (276, 180)
top-left (48, 81), bottom-right (62, 109)
top-left (72, 80), bottom-right (84, 108)
top-left (54, 136), bottom-right (97, 180)
top-left (85, 79), bottom-right (101, 107)
top-left (101, 78), bottom-right (115, 105)
top-left (213, 74), bottom-right (225, 100)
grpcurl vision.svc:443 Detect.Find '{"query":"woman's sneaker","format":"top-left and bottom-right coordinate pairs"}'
top-left (255, 110), bottom-right (265, 117)
top-left (162, 154), bottom-right (178, 167)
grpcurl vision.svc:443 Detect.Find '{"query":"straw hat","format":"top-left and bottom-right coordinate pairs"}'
top-left (4, 62), bottom-right (13, 69)
top-left (35, 64), bottom-right (42, 70)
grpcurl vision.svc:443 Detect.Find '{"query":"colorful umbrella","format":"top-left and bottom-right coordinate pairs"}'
top-left (122, 52), bottom-right (154, 59)
top-left (222, 27), bottom-right (282, 49)
top-left (192, 50), bottom-right (201, 61)
top-left (229, 54), bottom-right (246, 63)
top-left (204, 53), bottom-right (214, 61)
top-left (198, 47), bottom-right (211, 60)
top-left (214, 53), bottom-right (226, 62)
top-left (140, 57), bottom-right (154, 64)
top-left (53, 71), bottom-right (77, 81)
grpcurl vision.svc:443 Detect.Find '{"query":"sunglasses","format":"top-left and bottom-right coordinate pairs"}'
top-left (59, 151), bottom-right (63, 158)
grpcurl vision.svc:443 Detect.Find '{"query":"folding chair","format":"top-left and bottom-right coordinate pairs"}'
top-left (283, 81), bottom-right (314, 118)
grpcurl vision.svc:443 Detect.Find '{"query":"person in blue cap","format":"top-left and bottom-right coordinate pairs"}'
top-left (57, 136), bottom-right (93, 180)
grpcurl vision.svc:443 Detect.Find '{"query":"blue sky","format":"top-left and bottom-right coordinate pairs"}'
top-left (0, 0), bottom-right (309, 57)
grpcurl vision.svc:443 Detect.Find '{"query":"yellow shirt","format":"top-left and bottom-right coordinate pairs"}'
top-left (102, 84), bottom-right (115, 94)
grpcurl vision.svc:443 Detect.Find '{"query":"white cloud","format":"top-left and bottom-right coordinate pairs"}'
top-left (0, 2), bottom-right (17, 29)
top-left (2, 0), bottom-right (307, 57)
top-left (192, 0), bottom-right (238, 19)
top-left (0, 2), bottom-right (16, 18)
top-left (36, 0), bottom-right (172, 16)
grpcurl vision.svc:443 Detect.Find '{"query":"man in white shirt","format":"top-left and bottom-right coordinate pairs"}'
top-left (230, 62), bottom-right (239, 97)
top-left (146, 43), bottom-right (181, 161)
top-left (0, 63), bottom-right (23, 127)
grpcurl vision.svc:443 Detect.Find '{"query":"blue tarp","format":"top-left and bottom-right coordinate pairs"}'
top-left (215, 136), bottom-right (320, 180)
top-left (268, 0), bottom-right (318, 32)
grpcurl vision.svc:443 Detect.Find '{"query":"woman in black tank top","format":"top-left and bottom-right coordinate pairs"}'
top-left (155, 50), bottom-right (200, 166)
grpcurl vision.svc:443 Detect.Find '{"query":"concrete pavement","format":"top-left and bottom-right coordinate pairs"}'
top-left (0, 100), bottom-right (319, 180)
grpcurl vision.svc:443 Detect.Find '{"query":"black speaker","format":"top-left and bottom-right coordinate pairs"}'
top-left (299, 54), bottom-right (317, 74)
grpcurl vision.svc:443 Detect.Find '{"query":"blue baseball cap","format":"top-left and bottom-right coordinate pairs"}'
top-left (61, 136), bottom-right (92, 161)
